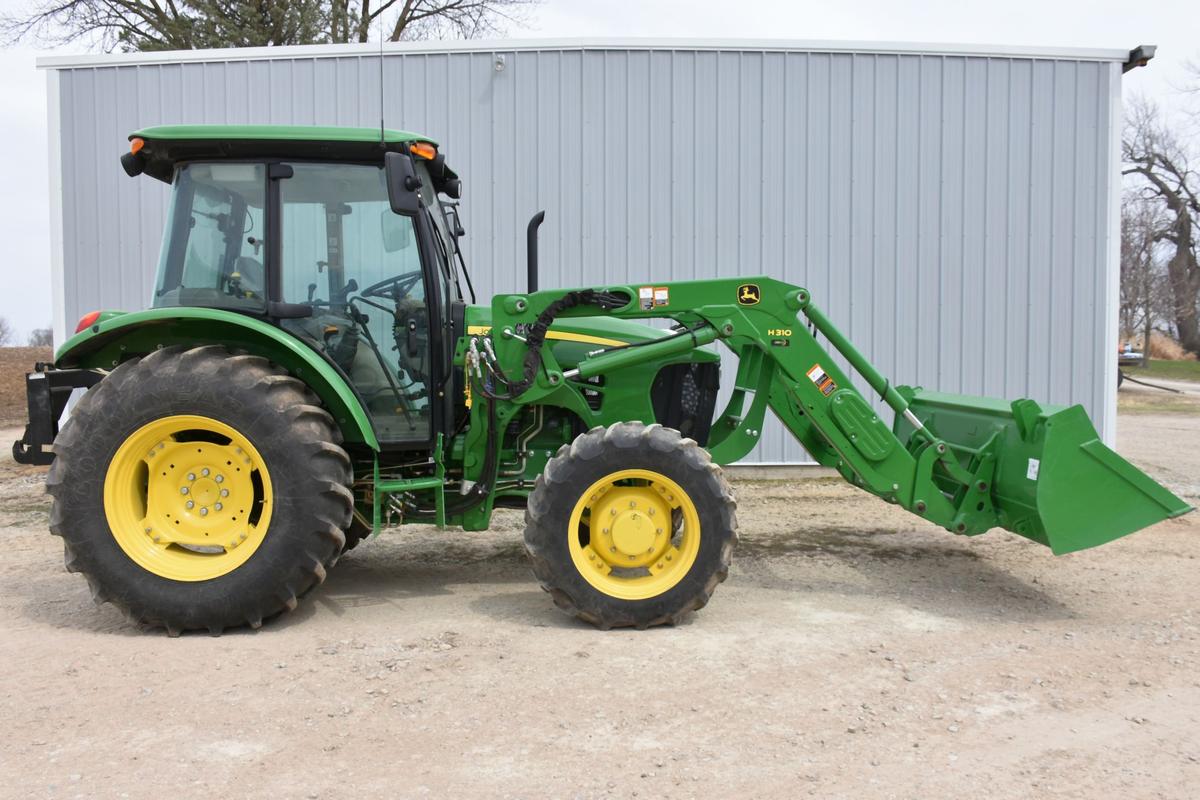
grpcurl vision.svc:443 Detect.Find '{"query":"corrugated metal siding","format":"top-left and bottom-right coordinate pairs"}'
top-left (53, 46), bottom-right (1119, 462)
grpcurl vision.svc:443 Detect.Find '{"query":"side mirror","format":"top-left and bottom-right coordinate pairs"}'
top-left (380, 209), bottom-right (414, 252)
top-left (385, 151), bottom-right (421, 214)
top-left (448, 207), bottom-right (465, 237)
top-left (440, 202), bottom-right (465, 238)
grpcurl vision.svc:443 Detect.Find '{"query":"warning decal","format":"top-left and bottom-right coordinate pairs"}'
top-left (638, 286), bottom-right (654, 311)
top-left (653, 287), bottom-right (670, 307)
top-left (806, 364), bottom-right (837, 397)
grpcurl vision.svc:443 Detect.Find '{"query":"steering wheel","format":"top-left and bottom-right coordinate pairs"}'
top-left (359, 270), bottom-right (424, 303)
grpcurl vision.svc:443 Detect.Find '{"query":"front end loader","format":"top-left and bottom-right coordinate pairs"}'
top-left (13, 125), bottom-right (1190, 635)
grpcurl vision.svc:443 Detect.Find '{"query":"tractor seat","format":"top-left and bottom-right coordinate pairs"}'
top-left (232, 256), bottom-right (264, 296)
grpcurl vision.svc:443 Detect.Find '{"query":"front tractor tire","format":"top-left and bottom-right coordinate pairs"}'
top-left (524, 422), bottom-right (738, 630)
top-left (47, 346), bottom-right (353, 635)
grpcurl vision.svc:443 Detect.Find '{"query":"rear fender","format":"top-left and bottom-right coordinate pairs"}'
top-left (56, 307), bottom-right (379, 450)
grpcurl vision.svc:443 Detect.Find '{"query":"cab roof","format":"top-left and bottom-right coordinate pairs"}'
top-left (129, 124), bottom-right (438, 182)
top-left (133, 124), bottom-right (436, 146)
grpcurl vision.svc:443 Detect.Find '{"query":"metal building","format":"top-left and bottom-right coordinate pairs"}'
top-left (38, 38), bottom-right (1143, 463)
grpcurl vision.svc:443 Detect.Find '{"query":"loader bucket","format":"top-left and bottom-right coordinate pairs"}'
top-left (899, 391), bottom-right (1192, 554)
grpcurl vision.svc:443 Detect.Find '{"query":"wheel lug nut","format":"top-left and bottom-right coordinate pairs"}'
top-left (180, 487), bottom-right (189, 495)
top-left (201, 468), bottom-right (210, 477)
top-left (187, 472), bottom-right (196, 481)
top-left (215, 475), bottom-right (224, 484)
top-left (220, 489), bottom-right (229, 497)
top-left (656, 528), bottom-right (664, 535)
top-left (199, 507), bottom-right (209, 517)
top-left (186, 500), bottom-right (194, 509)
top-left (214, 503), bottom-right (223, 511)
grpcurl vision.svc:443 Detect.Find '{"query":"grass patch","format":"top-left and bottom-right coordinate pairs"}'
top-left (1118, 392), bottom-right (1200, 415)
top-left (1123, 359), bottom-right (1200, 383)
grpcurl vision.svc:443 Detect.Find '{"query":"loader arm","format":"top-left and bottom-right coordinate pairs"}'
top-left (468, 276), bottom-right (1190, 553)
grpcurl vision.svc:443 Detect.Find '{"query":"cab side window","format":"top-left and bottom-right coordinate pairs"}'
top-left (153, 163), bottom-right (266, 311)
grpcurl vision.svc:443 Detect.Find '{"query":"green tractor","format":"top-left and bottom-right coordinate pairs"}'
top-left (14, 125), bottom-right (1191, 635)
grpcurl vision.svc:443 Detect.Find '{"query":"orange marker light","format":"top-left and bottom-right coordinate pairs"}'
top-left (410, 142), bottom-right (437, 160)
top-left (130, 137), bottom-right (145, 154)
top-left (75, 310), bottom-right (102, 333)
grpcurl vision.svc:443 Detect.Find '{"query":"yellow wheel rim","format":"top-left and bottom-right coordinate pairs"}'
top-left (103, 414), bottom-right (274, 582)
top-left (567, 469), bottom-right (701, 601)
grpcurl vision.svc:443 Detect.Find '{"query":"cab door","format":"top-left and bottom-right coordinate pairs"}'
top-left (273, 162), bottom-right (436, 445)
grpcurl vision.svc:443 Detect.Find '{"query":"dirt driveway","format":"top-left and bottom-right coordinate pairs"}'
top-left (1, 394), bottom-right (1198, 799)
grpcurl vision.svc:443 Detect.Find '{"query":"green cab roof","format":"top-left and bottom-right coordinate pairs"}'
top-left (132, 124), bottom-right (436, 146)
top-left (127, 124), bottom-right (440, 183)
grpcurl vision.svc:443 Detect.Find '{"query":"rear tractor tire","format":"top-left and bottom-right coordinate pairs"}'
top-left (47, 345), bottom-right (353, 635)
top-left (523, 422), bottom-right (738, 629)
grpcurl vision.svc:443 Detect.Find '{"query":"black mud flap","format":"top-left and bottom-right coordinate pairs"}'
top-left (11, 366), bottom-right (104, 466)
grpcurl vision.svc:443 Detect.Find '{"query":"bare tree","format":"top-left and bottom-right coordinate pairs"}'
top-left (0, 317), bottom-right (13, 347)
top-left (1122, 98), bottom-right (1200, 357)
top-left (1120, 193), bottom-right (1173, 365)
top-left (1, 0), bottom-right (537, 52)
top-left (1185, 58), bottom-right (1200, 116)
top-left (27, 327), bottom-right (54, 347)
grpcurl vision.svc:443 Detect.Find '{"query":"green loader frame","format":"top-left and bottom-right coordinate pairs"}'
top-left (408, 276), bottom-right (1190, 555)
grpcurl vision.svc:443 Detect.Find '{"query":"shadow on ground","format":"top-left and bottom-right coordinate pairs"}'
top-left (15, 520), bottom-right (1077, 635)
top-left (734, 523), bottom-right (1077, 624)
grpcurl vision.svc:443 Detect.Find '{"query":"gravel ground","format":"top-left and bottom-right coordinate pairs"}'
top-left (0, 390), bottom-right (1197, 799)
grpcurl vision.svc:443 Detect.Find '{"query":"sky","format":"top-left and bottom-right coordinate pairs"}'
top-left (0, 0), bottom-right (1196, 342)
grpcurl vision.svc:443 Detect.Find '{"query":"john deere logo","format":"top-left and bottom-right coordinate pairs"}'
top-left (737, 284), bottom-right (761, 305)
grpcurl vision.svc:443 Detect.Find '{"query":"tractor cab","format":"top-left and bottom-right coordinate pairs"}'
top-left (128, 125), bottom-right (467, 445)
